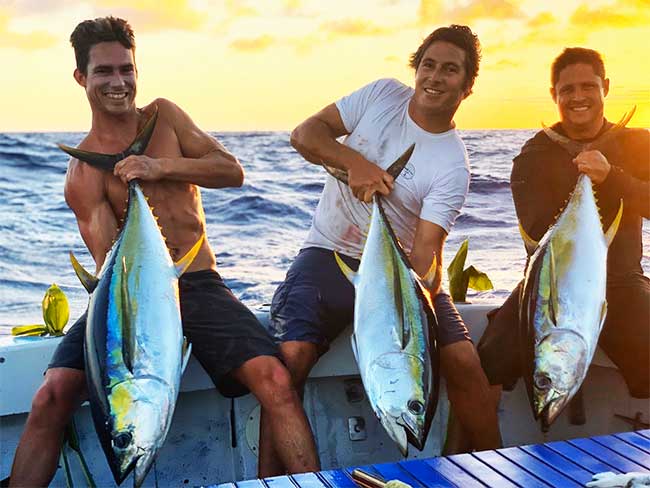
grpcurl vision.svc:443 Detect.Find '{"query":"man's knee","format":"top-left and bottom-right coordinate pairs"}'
top-left (279, 341), bottom-right (319, 381)
top-left (250, 360), bottom-right (298, 409)
top-left (30, 370), bottom-right (85, 424)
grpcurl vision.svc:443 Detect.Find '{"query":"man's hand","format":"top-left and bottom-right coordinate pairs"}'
top-left (573, 150), bottom-right (610, 184)
top-left (114, 155), bottom-right (166, 184)
top-left (347, 158), bottom-right (394, 203)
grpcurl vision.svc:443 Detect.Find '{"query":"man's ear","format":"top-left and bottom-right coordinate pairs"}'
top-left (73, 68), bottom-right (86, 87)
top-left (603, 77), bottom-right (610, 97)
top-left (550, 86), bottom-right (557, 103)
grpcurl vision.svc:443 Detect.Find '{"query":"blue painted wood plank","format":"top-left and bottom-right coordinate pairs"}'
top-left (615, 432), bottom-right (650, 454)
top-left (638, 430), bottom-right (650, 439)
top-left (569, 438), bottom-right (649, 473)
top-left (447, 453), bottom-right (519, 488)
top-left (211, 483), bottom-right (236, 488)
top-left (497, 446), bottom-right (582, 487)
top-left (263, 475), bottom-right (296, 488)
top-left (316, 470), bottom-right (356, 488)
top-left (397, 459), bottom-right (456, 487)
top-left (234, 481), bottom-right (268, 488)
top-left (371, 461), bottom-right (425, 487)
top-left (472, 450), bottom-right (551, 487)
top-left (545, 440), bottom-right (621, 474)
top-left (521, 444), bottom-right (595, 485)
top-left (592, 434), bottom-right (650, 469)
top-left (290, 472), bottom-right (330, 488)
top-left (424, 457), bottom-right (487, 487)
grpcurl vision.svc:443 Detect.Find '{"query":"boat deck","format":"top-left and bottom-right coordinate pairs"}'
top-left (213, 430), bottom-right (650, 488)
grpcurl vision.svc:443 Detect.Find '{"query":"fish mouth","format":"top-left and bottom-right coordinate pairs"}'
top-left (535, 388), bottom-right (569, 425)
top-left (134, 449), bottom-right (157, 487)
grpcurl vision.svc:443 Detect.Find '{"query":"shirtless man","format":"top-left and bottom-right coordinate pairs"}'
top-left (8, 16), bottom-right (318, 486)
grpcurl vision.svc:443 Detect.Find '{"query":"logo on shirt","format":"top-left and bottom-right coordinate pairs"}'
top-left (401, 163), bottom-right (415, 180)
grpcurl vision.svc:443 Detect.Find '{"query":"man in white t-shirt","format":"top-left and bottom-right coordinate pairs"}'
top-left (259, 25), bottom-right (500, 474)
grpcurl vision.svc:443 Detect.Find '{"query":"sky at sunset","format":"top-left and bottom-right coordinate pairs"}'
top-left (1, 0), bottom-right (648, 131)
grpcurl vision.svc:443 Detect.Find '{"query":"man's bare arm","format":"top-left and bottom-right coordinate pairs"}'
top-left (291, 103), bottom-right (393, 202)
top-left (409, 218), bottom-right (447, 296)
top-left (64, 162), bottom-right (119, 273)
top-left (113, 98), bottom-right (244, 189)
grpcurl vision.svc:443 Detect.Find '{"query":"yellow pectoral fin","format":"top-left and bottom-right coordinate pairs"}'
top-left (69, 252), bottom-right (99, 293)
top-left (334, 251), bottom-right (358, 285)
top-left (174, 234), bottom-right (205, 276)
top-left (604, 200), bottom-right (623, 246)
top-left (518, 222), bottom-right (539, 255)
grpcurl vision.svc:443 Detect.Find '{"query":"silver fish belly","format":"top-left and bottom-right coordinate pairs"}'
top-left (336, 196), bottom-right (439, 455)
top-left (520, 174), bottom-right (622, 426)
top-left (74, 182), bottom-right (199, 486)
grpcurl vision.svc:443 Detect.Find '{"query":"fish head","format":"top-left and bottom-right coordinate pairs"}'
top-left (108, 379), bottom-right (173, 485)
top-left (533, 329), bottom-right (588, 424)
top-left (370, 352), bottom-right (430, 454)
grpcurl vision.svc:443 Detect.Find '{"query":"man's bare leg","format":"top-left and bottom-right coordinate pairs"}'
top-left (441, 341), bottom-right (501, 453)
top-left (9, 368), bottom-right (86, 487)
top-left (235, 352), bottom-right (320, 477)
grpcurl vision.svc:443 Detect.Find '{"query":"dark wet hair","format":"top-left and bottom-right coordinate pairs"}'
top-left (70, 16), bottom-right (135, 75)
top-left (551, 47), bottom-right (606, 86)
top-left (409, 24), bottom-right (482, 94)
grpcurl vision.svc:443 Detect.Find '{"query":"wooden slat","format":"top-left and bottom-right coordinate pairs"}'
top-left (638, 430), bottom-right (650, 439)
top-left (521, 444), bottom-right (595, 485)
top-left (614, 432), bottom-right (650, 455)
top-left (263, 475), bottom-right (296, 488)
top-left (545, 440), bottom-right (622, 474)
top-left (235, 480), bottom-right (268, 488)
top-left (447, 453), bottom-right (519, 488)
top-left (371, 461), bottom-right (425, 487)
top-left (425, 457), bottom-right (487, 487)
top-left (497, 446), bottom-right (581, 487)
top-left (290, 472), bottom-right (330, 488)
top-left (591, 435), bottom-right (650, 469)
top-left (569, 438), bottom-right (649, 473)
top-left (211, 483), bottom-right (237, 488)
top-left (472, 450), bottom-right (550, 488)
top-left (317, 470), bottom-right (356, 488)
top-left (397, 459), bottom-right (456, 487)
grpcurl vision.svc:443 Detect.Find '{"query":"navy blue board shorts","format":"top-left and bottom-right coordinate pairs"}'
top-left (269, 247), bottom-right (471, 353)
top-left (49, 269), bottom-right (281, 398)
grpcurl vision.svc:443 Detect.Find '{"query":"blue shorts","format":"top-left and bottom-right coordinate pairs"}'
top-left (269, 247), bottom-right (470, 354)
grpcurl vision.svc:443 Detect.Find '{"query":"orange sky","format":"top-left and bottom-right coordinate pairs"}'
top-left (1, 0), bottom-right (648, 131)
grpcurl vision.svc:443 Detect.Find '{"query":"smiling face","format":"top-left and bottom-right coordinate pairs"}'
top-left (551, 63), bottom-right (609, 140)
top-left (75, 41), bottom-right (137, 116)
top-left (409, 41), bottom-right (469, 132)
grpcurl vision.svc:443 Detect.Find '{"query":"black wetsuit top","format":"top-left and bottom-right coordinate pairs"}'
top-left (511, 122), bottom-right (650, 286)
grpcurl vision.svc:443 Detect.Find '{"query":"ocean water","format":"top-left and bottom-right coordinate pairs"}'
top-left (1, 131), bottom-right (648, 332)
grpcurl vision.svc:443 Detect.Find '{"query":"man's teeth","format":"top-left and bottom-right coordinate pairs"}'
top-left (424, 88), bottom-right (441, 95)
top-left (571, 106), bottom-right (589, 112)
top-left (105, 93), bottom-right (127, 100)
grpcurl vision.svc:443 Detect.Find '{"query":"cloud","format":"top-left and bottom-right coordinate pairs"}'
top-left (527, 12), bottom-right (555, 28)
top-left (447, 0), bottom-right (524, 22)
top-left (0, 10), bottom-right (57, 50)
top-left (229, 34), bottom-right (275, 52)
top-left (320, 18), bottom-right (393, 37)
top-left (418, 0), bottom-right (443, 26)
top-left (95, 0), bottom-right (205, 32)
top-left (224, 0), bottom-right (258, 18)
top-left (569, 2), bottom-right (650, 28)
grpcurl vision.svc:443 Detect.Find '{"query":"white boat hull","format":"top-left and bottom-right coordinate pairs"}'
top-left (0, 304), bottom-right (646, 486)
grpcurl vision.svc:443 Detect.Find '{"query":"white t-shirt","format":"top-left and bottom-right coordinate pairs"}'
top-left (303, 78), bottom-right (470, 258)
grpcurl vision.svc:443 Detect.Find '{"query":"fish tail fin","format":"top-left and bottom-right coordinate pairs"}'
top-left (174, 234), bottom-right (205, 276)
top-left (57, 107), bottom-right (158, 171)
top-left (334, 251), bottom-right (358, 285)
top-left (69, 252), bottom-right (99, 293)
top-left (518, 222), bottom-right (539, 255)
top-left (604, 200), bottom-right (623, 246)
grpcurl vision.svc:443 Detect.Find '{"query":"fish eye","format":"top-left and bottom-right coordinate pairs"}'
top-left (113, 432), bottom-right (132, 449)
top-left (535, 375), bottom-right (552, 390)
top-left (407, 400), bottom-right (424, 415)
